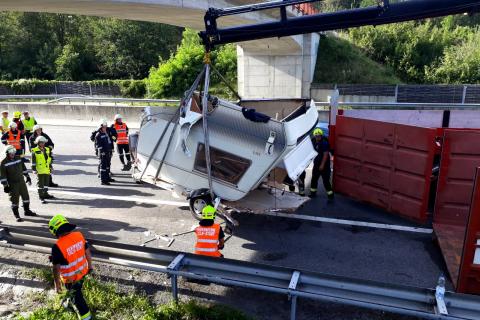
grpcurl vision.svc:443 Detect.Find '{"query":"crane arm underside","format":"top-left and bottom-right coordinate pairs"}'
top-left (199, 0), bottom-right (480, 51)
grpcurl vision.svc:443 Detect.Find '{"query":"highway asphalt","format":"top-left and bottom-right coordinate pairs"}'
top-left (0, 124), bottom-right (451, 317)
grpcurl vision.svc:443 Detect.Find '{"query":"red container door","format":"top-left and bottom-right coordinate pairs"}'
top-left (334, 116), bottom-right (436, 223)
top-left (458, 168), bottom-right (480, 294)
top-left (433, 130), bottom-right (480, 291)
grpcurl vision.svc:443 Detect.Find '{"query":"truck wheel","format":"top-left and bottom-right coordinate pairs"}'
top-left (189, 196), bottom-right (208, 221)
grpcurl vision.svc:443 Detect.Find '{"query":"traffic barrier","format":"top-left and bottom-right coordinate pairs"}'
top-left (1, 226), bottom-right (480, 320)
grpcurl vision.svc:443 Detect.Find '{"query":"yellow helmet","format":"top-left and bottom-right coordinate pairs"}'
top-left (313, 128), bottom-right (324, 137)
top-left (13, 111), bottom-right (21, 118)
top-left (202, 205), bottom-right (216, 220)
top-left (48, 214), bottom-right (69, 236)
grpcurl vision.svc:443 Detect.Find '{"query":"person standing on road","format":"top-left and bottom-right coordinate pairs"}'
top-left (11, 111), bottom-right (25, 134)
top-left (30, 125), bottom-right (54, 149)
top-left (1, 122), bottom-right (25, 156)
top-left (95, 120), bottom-right (115, 185)
top-left (0, 110), bottom-right (9, 133)
top-left (111, 114), bottom-right (131, 171)
top-left (32, 136), bottom-right (55, 203)
top-left (194, 205), bottom-right (225, 258)
top-left (0, 145), bottom-right (35, 222)
top-left (298, 128), bottom-right (334, 199)
top-left (30, 125), bottom-right (58, 188)
top-left (49, 214), bottom-right (93, 320)
top-left (22, 111), bottom-right (37, 151)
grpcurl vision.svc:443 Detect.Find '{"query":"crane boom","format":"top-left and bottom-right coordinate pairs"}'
top-left (200, 0), bottom-right (480, 51)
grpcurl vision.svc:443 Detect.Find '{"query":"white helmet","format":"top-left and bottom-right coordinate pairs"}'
top-left (100, 119), bottom-right (108, 127)
top-left (8, 122), bottom-right (17, 129)
top-left (114, 114), bottom-right (122, 121)
top-left (5, 145), bottom-right (16, 155)
top-left (33, 124), bottom-right (42, 132)
top-left (35, 136), bottom-right (48, 144)
top-left (1, 110), bottom-right (8, 115)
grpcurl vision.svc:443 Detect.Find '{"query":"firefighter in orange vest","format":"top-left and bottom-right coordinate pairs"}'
top-left (194, 205), bottom-right (225, 257)
top-left (1, 122), bottom-right (25, 156)
top-left (49, 214), bottom-right (93, 320)
top-left (111, 114), bottom-right (131, 171)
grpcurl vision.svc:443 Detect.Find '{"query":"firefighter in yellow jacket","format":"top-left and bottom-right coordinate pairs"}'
top-left (49, 214), bottom-right (93, 320)
top-left (31, 136), bottom-right (55, 203)
top-left (194, 205), bottom-right (225, 257)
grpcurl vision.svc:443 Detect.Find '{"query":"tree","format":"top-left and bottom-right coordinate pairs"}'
top-left (147, 28), bottom-right (237, 99)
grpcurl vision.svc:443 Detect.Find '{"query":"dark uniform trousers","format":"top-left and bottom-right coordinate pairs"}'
top-left (10, 182), bottom-right (30, 209)
top-left (100, 152), bottom-right (112, 182)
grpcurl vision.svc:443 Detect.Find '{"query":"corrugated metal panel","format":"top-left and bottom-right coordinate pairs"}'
top-left (458, 168), bottom-right (480, 294)
top-left (334, 116), bottom-right (436, 223)
top-left (433, 130), bottom-right (480, 290)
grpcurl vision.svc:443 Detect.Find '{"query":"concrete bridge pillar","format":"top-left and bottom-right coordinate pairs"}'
top-left (237, 33), bottom-right (320, 99)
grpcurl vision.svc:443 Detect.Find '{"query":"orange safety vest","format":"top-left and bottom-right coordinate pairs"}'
top-left (114, 123), bottom-right (129, 145)
top-left (194, 224), bottom-right (222, 257)
top-left (56, 231), bottom-right (89, 283)
top-left (7, 131), bottom-right (21, 150)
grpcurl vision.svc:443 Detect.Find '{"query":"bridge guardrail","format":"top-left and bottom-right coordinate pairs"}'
top-left (1, 225), bottom-right (479, 320)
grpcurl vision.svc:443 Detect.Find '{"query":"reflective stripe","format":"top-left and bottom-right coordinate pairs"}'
top-left (0, 178), bottom-right (7, 182)
top-left (195, 247), bottom-right (218, 252)
top-left (81, 312), bottom-right (92, 320)
top-left (5, 159), bottom-right (22, 167)
top-left (197, 239), bottom-right (218, 244)
top-left (23, 200), bottom-right (29, 203)
top-left (61, 261), bottom-right (88, 277)
top-left (60, 256), bottom-right (85, 270)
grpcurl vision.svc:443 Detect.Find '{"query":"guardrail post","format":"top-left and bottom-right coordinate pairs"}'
top-left (394, 84), bottom-right (399, 103)
top-left (288, 271), bottom-right (301, 320)
top-left (462, 85), bottom-right (467, 104)
top-left (167, 254), bottom-right (185, 302)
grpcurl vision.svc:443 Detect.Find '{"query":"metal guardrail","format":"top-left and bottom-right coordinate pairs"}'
top-left (314, 101), bottom-right (480, 110)
top-left (1, 226), bottom-right (480, 320)
top-left (46, 97), bottom-right (180, 105)
top-left (0, 95), bottom-right (180, 106)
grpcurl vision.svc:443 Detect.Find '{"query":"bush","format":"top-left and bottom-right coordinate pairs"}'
top-left (18, 276), bottom-right (251, 320)
top-left (118, 80), bottom-right (146, 98)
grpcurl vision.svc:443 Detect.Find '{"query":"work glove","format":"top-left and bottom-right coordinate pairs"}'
top-left (3, 185), bottom-right (10, 193)
top-left (25, 175), bottom-right (32, 185)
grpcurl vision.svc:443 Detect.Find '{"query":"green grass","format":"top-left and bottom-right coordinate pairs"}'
top-left (314, 34), bottom-right (401, 84)
top-left (17, 275), bottom-right (251, 320)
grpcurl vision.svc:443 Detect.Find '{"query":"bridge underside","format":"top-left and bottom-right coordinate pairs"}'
top-left (0, 0), bottom-right (319, 99)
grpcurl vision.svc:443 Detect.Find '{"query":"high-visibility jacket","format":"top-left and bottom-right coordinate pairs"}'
top-left (7, 131), bottom-right (22, 150)
top-left (22, 117), bottom-right (36, 132)
top-left (56, 231), bottom-right (89, 284)
top-left (31, 146), bottom-right (52, 174)
top-left (1, 118), bottom-right (9, 133)
top-left (114, 123), bottom-right (129, 145)
top-left (194, 224), bottom-right (222, 257)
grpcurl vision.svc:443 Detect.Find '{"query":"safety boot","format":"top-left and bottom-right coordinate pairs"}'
top-left (23, 203), bottom-right (37, 216)
top-left (12, 207), bottom-right (23, 222)
top-left (309, 188), bottom-right (317, 198)
top-left (121, 164), bottom-right (129, 171)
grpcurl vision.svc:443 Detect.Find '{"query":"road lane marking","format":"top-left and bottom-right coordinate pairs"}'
top-left (26, 188), bottom-right (433, 234)
top-left (28, 188), bottom-right (188, 207)
top-left (262, 212), bottom-right (433, 234)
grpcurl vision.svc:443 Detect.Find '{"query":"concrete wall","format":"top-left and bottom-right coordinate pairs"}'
top-left (0, 102), bottom-right (146, 127)
top-left (341, 110), bottom-right (480, 128)
top-left (237, 33), bottom-right (320, 99)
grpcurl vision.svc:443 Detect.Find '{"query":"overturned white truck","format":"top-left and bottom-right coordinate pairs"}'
top-left (131, 93), bottom-right (318, 223)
